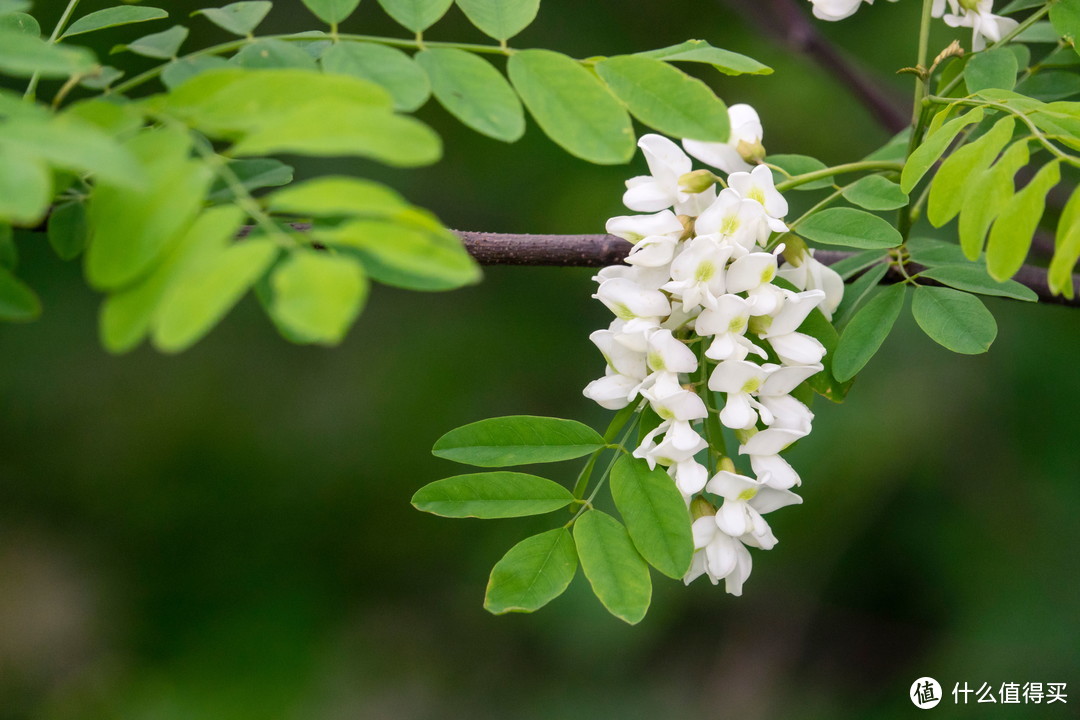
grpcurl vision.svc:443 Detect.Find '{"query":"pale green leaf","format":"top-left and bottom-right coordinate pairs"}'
top-left (833, 283), bottom-right (905, 382)
top-left (0, 30), bottom-right (97, 77)
top-left (193, 2), bottom-right (272, 36)
top-left (62, 6), bottom-right (168, 38)
top-left (911, 286), bottom-right (997, 354)
top-left (230, 38), bottom-right (318, 70)
top-left (0, 12), bottom-right (39, 35)
top-left (927, 116), bottom-right (1014, 228)
top-left (161, 55), bottom-right (229, 89)
top-left (958, 140), bottom-right (1029, 260)
top-left (484, 528), bottom-right (577, 614)
top-left (841, 175), bottom-right (909, 211)
top-left (1, 115), bottom-right (144, 188)
top-left (573, 510), bottom-right (651, 625)
top-left (609, 455), bottom-right (692, 580)
top-left (455, 0), bottom-right (539, 40)
top-left (266, 176), bottom-right (407, 217)
top-left (416, 48), bottom-right (524, 142)
top-left (900, 107), bottom-right (984, 193)
top-left (432, 415), bottom-right (605, 467)
top-left (986, 160), bottom-right (1060, 281)
top-left (376, 0), bottom-right (453, 32)
top-left (322, 42), bottom-right (431, 112)
top-left (507, 49), bottom-right (634, 164)
top-left (412, 472), bottom-right (573, 518)
top-left (118, 25), bottom-right (188, 59)
top-left (268, 251), bottom-right (368, 345)
top-left (635, 40), bottom-right (772, 76)
top-left (796, 208), bottom-right (902, 250)
top-left (301, 0), bottom-right (361, 24)
top-left (0, 145), bottom-right (51, 225)
top-left (1048, 185), bottom-right (1080, 298)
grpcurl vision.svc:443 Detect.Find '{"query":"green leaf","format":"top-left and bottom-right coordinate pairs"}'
top-left (0, 265), bottom-right (41, 321)
top-left (1048, 185), bottom-right (1080, 298)
top-left (833, 283), bottom-right (906, 382)
top-left (377, 0), bottom-right (453, 32)
top-left (826, 249), bottom-right (887, 280)
top-left (416, 48), bottom-right (524, 142)
top-left (268, 251), bottom-right (368, 345)
top-left (0, 30), bottom-right (97, 77)
top-left (0, 1), bottom-right (30, 16)
top-left (412, 472), bottom-right (574, 518)
top-left (906, 237), bottom-right (970, 266)
top-left (320, 217), bottom-right (481, 291)
top-left (161, 55), bottom-right (229, 89)
top-left (193, 2), bottom-right (272, 36)
top-left (455, 0), bottom-right (539, 40)
top-left (0, 12), bottom-right (39, 35)
top-left (0, 145), bottom-right (51, 225)
top-left (927, 116), bottom-right (1014, 228)
top-left (1000, 0), bottom-right (1047, 13)
top-left (1015, 70), bottom-right (1080, 101)
top-left (432, 415), bottom-right (605, 467)
top-left (833, 261), bottom-right (889, 328)
top-left (798, 308), bottom-right (850, 402)
top-left (911, 286), bottom-right (997, 354)
top-left (151, 238), bottom-right (278, 353)
top-left (1, 115), bottom-right (143, 189)
top-left (80, 65), bottom-right (124, 89)
top-left (918, 264), bottom-right (1036, 301)
top-left (322, 42), bottom-right (431, 112)
top-left (507, 49), bottom-right (634, 165)
top-left (958, 140), bottom-right (1029, 260)
top-left (595, 55), bottom-right (729, 142)
top-left (207, 158), bottom-right (293, 204)
top-left (796, 208), bottom-right (902, 250)
top-left (118, 25), bottom-right (188, 59)
top-left (231, 38), bottom-right (318, 70)
top-left (609, 455), bottom-right (692, 580)
top-left (986, 160), bottom-right (1060, 281)
top-left (483, 528), bottom-right (577, 614)
top-left (232, 100), bottom-right (442, 166)
top-left (266, 176), bottom-right (407, 217)
top-left (963, 47), bottom-right (1018, 92)
top-left (900, 107), bottom-right (984, 193)
top-left (62, 6), bottom-right (168, 39)
top-left (635, 40), bottom-right (772, 76)
top-left (100, 206), bottom-right (246, 354)
top-left (0, 224), bottom-right (14, 270)
top-left (573, 510), bottom-right (651, 625)
top-left (302, 0), bottom-right (361, 24)
top-left (86, 127), bottom-right (213, 290)
top-left (47, 201), bottom-right (88, 261)
top-left (1016, 21), bottom-right (1062, 43)
top-left (841, 175), bottom-right (909, 211)
top-left (768, 154), bottom-right (832, 190)
top-left (1050, 0), bottom-right (1080, 52)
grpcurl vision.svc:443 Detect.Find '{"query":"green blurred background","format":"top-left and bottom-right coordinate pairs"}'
top-left (2, 0), bottom-right (1078, 717)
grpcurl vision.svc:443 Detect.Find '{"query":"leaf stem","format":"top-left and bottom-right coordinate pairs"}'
top-left (774, 160), bottom-right (904, 192)
top-left (24, 0), bottom-right (83, 99)
top-left (571, 402), bottom-right (638, 500)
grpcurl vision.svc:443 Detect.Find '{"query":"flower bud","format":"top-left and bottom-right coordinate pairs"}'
top-left (719, 456), bottom-right (736, 474)
top-left (736, 138), bottom-right (766, 165)
top-left (690, 496), bottom-right (717, 519)
top-left (782, 236), bottom-right (809, 267)
top-left (748, 315), bottom-right (773, 335)
top-left (679, 169), bottom-right (720, 195)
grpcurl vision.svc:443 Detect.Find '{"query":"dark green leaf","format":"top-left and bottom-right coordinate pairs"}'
top-left (1015, 71), bottom-right (1080, 101)
top-left (833, 283), bottom-right (906, 382)
top-left (833, 261), bottom-right (889, 329)
top-left (161, 55), bottom-right (229, 89)
top-left (455, 0), bottom-right (539, 40)
top-left (484, 528), bottom-right (577, 614)
top-left (0, 12), bottom-right (39, 35)
top-left (0, 265), bottom-right (41, 321)
top-left (635, 40), bottom-right (772, 76)
top-left (207, 158), bottom-right (293, 203)
top-left (0, 224), bottom-right (14, 270)
top-left (1050, 0), bottom-right (1080, 52)
top-left (796, 208), bottom-right (902, 250)
top-left (573, 510), bottom-right (651, 625)
top-left (906, 237), bottom-right (971, 266)
top-left (432, 415), bottom-right (605, 467)
top-left (193, 2), bottom-right (272, 36)
top-left (768, 154), bottom-right (832, 190)
top-left (377, 0), bottom-right (453, 32)
top-left (118, 25), bottom-right (188, 59)
top-left (302, 0), bottom-right (361, 24)
top-left (47, 201), bottom-right (87, 261)
top-left (412, 472), bottom-right (574, 518)
top-left (322, 42), bottom-right (431, 112)
top-left (963, 47), bottom-right (1018, 92)
top-left (826, 249), bottom-right (888, 280)
top-left (416, 48), bottom-right (524, 142)
top-left (609, 455), bottom-right (693, 580)
top-left (595, 55), bottom-right (729, 142)
top-left (62, 6), bottom-right (168, 38)
top-left (919, 264), bottom-right (1037, 301)
top-left (841, 175), bottom-right (908, 211)
top-left (80, 65), bottom-right (124, 89)
top-left (911, 286), bottom-right (997, 354)
top-left (0, 31), bottom-right (96, 77)
top-left (231, 38), bottom-right (318, 70)
top-left (508, 49), bottom-right (634, 165)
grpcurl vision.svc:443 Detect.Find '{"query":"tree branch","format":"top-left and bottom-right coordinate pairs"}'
top-left (453, 231), bottom-right (1080, 307)
top-left (724, 0), bottom-right (909, 133)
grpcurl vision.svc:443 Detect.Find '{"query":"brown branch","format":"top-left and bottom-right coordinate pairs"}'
top-left (725, 0), bottom-right (909, 133)
top-left (452, 231), bottom-right (1080, 307)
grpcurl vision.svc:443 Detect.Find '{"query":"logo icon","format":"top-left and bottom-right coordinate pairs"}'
top-left (911, 677), bottom-right (943, 709)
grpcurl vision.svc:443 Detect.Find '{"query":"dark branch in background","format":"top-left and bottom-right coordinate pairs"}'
top-left (454, 231), bottom-right (1080, 307)
top-left (725, 0), bottom-right (908, 133)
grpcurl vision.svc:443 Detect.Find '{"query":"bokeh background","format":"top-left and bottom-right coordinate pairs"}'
top-left (2, 0), bottom-right (1078, 717)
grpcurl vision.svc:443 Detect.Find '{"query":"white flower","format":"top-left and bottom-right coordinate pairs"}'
top-left (756, 363), bottom-right (821, 432)
top-left (685, 515), bottom-right (753, 594)
top-left (706, 470), bottom-right (802, 549)
top-left (594, 277), bottom-right (671, 326)
top-left (809, 0), bottom-right (899, 21)
top-left (941, 0), bottom-right (1018, 50)
top-left (708, 359), bottom-right (768, 430)
top-left (590, 329), bottom-right (647, 380)
top-left (661, 235), bottom-right (734, 312)
top-left (725, 251), bottom-right (779, 295)
top-left (645, 328), bottom-right (698, 375)
top-left (728, 166), bottom-right (788, 229)
top-left (759, 289), bottom-right (828, 366)
top-left (739, 428), bottom-right (808, 490)
top-left (694, 188), bottom-right (769, 255)
top-left (607, 211), bottom-right (685, 268)
top-left (583, 370), bottom-right (640, 410)
top-left (695, 294), bottom-right (765, 362)
top-left (777, 251), bottom-right (845, 321)
top-left (623, 134), bottom-right (716, 214)
top-left (634, 418), bottom-right (709, 494)
top-left (683, 104), bottom-right (765, 175)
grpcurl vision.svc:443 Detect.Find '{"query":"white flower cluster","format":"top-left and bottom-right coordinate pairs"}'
top-left (808, 0), bottom-right (1016, 50)
top-left (583, 105), bottom-right (844, 596)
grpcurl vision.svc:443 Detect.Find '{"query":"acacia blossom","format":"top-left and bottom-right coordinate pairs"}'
top-left (583, 114), bottom-right (844, 596)
top-left (808, 0), bottom-right (1014, 51)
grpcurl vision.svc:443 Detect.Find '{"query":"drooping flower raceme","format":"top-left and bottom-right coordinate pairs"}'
top-left (583, 113), bottom-right (845, 597)
top-left (807, 0), bottom-right (1013, 52)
